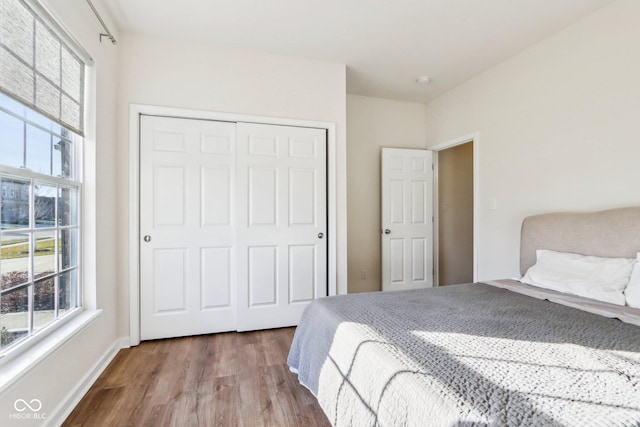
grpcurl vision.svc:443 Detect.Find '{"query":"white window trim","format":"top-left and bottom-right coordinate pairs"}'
top-left (128, 104), bottom-right (339, 346)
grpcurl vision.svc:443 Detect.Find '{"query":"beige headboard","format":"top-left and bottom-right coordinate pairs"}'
top-left (520, 207), bottom-right (640, 276)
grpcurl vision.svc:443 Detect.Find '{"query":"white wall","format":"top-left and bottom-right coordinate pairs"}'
top-left (115, 33), bottom-right (347, 334)
top-left (347, 95), bottom-right (428, 293)
top-left (425, 0), bottom-right (640, 280)
top-left (0, 0), bottom-right (120, 425)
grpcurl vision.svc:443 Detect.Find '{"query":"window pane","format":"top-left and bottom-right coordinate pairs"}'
top-left (34, 277), bottom-right (55, 331)
top-left (1, 177), bottom-right (30, 230)
top-left (59, 228), bottom-right (77, 270)
top-left (0, 233), bottom-right (30, 290)
top-left (0, 285), bottom-right (29, 349)
top-left (34, 184), bottom-right (56, 227)
top-left (0, 91), bottom-right (26, 118)
top-left (0, 109), bottom-right (24, 169)
top-left (34, 231), bottom-right (55, 279)
top-left (58, 269), bottom-right (77, 315)
top-left (26, 124), bottom-right (51, 175)
top-left (58, 187), bottom-right (77, 226)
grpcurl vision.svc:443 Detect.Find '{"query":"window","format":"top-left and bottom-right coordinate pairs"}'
top-left (0, 93), bottom-right (81, 353)
top-left (0, 0), bottom-right (87, 356)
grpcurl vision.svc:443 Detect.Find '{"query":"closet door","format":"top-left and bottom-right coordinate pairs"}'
top-left (236, 123), bottom-right (327, 331)
top-left (140, 116), bottom-right (237, 340)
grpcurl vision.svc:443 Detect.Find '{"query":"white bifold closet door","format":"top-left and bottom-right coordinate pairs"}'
top-left (139, 116), bottom-right (326, 340)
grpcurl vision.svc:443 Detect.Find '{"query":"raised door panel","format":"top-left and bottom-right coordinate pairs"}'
top-left (390, 238), bottom-right (405, 283)
top-left (200, 133), bottom-right (232, 154)
top-left (390, 180), bottom-right (404, 225)
top-left (153, 248), bottom-right (187, 313)
top-left (411, 180), bottom-right (427, 224)
top-left (289, 169), bottom-right (316, 226)
top-left (154, 166), bottom-right (186, 226)
top-left (249, 136), bottom-right (278, 156)
top-left (289, 245), bottom-right (315, 303)
top-left (288, 137), bottom-right (316, 158)
top-left (248, 246), bottom-right (278, 306)
top-left (201, 247), bottom-right (232, 309)
top-left (201, 167), bottom-right (231, 226)
top-left (248, 168), bottom-right (278, 227)
top-left (411, 157), bottom-right (426, 173)
top-left (411, 238), bottom-right (426, 282)
top-left (153, 129), bottom-right (187, 152)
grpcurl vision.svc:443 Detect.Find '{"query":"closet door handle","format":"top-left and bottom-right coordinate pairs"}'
top-left (383, 229), bottom-right (391, 234)
top-left (318, 232), bottom-right (324, 239)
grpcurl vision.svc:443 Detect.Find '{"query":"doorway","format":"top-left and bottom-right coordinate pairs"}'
top-left (437, 142), bottom-right (473, 285)
top-left (432, 133), bottom-right (478, 286)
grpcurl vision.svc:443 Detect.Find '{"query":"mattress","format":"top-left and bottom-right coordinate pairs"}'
top-left (287, 282), bottom-right (640, 426)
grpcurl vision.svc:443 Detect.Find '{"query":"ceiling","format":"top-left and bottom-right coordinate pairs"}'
top-left (102, 0), bottom-right (614, 104)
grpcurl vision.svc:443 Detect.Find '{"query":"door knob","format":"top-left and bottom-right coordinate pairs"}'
top-left (383, 229), bottom-right (391, 234)
top-left (318, 232), bottom-right (324, 239)
top-left (143, 235), bottom-right (152, 242)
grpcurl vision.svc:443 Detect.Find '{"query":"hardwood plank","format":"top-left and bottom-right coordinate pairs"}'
top-left (63, 328), bottom-right (330, 427)
top-left (63, 385), bottom-right (149, 426)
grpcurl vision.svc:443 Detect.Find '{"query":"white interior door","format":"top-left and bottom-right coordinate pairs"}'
top-left (381, 148), bottom-right (433, 291)
top-left (236, 123), bottom-right (327, 331)
top-left (140, 116), bottom-right (237, 340)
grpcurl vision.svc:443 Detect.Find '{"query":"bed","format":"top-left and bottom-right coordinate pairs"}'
top-left (288, 207), bottom-right (640, 426)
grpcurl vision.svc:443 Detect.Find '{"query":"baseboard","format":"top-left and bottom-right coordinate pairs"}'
top-left (116, 336), bottom-right (131, 350)
top-left (45, 336), bottom-right (129, 426)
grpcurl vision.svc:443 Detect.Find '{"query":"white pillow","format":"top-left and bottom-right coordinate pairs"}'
top-left (521, 249), bottom-right (636, 305)
top-left (624, 253), bottom-right (640, 308)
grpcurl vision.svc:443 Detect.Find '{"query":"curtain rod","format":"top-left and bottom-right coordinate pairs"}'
top-left (85, 0), bottom-right (117, 45)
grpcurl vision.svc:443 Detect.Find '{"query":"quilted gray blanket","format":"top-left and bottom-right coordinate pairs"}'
top-left (288, 283), bottom-right (640, 426)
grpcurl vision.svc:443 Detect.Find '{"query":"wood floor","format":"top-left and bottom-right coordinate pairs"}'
top-left (63, 328), bottom-right (330, 427)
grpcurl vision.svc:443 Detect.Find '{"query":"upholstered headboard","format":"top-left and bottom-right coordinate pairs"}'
top-left (520, 207), bottom-right (640, 276)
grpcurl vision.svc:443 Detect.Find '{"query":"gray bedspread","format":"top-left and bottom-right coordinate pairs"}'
top-left (287, 283), bottom-right (640, 426)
